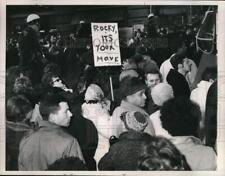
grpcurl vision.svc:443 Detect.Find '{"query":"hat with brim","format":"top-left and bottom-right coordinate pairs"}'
top-left (120, 77), bottom-right (146, 98)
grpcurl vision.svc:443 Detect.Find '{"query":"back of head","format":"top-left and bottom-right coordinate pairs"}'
top-left (119, 131), bottom-right (153, 142)
top-left (99, 132), bottom-right (153, 170)
top-left (39, 91), bottom-right (66, 120)
top-left (160, 97), bottom-right (201, 137)
top-left (7, 95), bottom-right (32, 122)
top-left (137, 136), bottom-right (191, 170)
top-left (47, 157), bottom-right (87, 170)
top-left (151, 83), bottom-right (174, 106)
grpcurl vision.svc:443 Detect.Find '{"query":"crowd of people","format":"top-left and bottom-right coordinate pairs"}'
top-left (6, 12), bottom-right (217, 171)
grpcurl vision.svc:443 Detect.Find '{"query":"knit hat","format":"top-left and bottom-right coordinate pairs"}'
top-left (151, 83), bottom-right (174, 106)
top-left (84, 84), bottom-right (104, 102)
top-left (120, 77), bottom-right (146, 98)
top-left (120, 111), bottom-right (148, 132)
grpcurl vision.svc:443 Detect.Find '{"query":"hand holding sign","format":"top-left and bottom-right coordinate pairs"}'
top-left (91, 23), bottom-right (121, 67)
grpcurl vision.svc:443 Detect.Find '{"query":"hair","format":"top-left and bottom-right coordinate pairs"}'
top-left (6, 66), bottom-right (28, 97)
top-left (39, 91), bottom-right (67, 120)
top-left (43, 63), bottom-right (61, 76)
top-left (137, 136), bottom-right (191, 170)
top-left (170, 53), bottom-right (185, 70)
top-left (201, 67), bottom-right (217, 81)
top-left (47, 157), bottom-right (87, 170)
top-left (119, 131), bottom-right (153, 142)
top-left (101, 131), bottom-right (190, 170)
top-left (6, 95), bottom-right (32, 122)
top-left (144, 69), bottom-right (162, 82)
top-left (160, 97), bottom-right (201, 137)
top-left (41, 72), bottom-right (58, 88)
top-left (13, 75), bottom-right (32, 94)
top-left (131, 54), bottom-right (144, 64)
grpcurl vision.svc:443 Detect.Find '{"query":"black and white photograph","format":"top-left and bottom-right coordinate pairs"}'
top-left (1, 0), bottom-right (225, 175)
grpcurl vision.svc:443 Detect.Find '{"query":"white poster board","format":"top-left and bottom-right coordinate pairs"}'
top-left (91, 23), bottom-right (121, 67)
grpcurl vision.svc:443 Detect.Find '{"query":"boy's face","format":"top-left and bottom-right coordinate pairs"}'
top-left (145, 73), bottom-right (161, 89)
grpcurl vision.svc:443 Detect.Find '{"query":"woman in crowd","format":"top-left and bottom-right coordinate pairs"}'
top-left (81, 84), bottom-right (112, 165)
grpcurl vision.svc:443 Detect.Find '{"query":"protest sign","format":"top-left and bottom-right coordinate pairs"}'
top-left (91, 23), bottom-right (121, 67)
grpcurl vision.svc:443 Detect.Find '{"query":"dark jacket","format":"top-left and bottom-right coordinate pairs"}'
top-left (205, 81), bottom-right (217, 148)
top-left (167, 69), bottom-right (190, 98)
top-left (19, 27), bottom-right (44, 85)
top-left (19, 27), bottom-right (42, 67)
top-left (98, 131), bottom-right (152, 170)
top-left (68, 114), bottom-right (98, 170)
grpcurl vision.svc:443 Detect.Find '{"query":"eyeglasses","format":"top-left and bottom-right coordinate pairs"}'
top-left (52, 78), bottom-right (61, 84)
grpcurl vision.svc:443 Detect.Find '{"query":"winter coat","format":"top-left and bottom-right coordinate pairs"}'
top-left (18, 120), bottom-right (84, 170)
top-left (167, 69), bottom-right (190, 98)
top-left (68, 114), bottom-right (98, 170)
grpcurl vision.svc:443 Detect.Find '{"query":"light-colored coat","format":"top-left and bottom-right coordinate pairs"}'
top-left (170, 136), bottom-right (217, 170)
top-left (18, 120), bottom-right (84, 170)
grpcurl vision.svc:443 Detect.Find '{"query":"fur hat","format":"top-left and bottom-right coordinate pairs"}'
top-left (120, 77), bottom-right (146, 98)
top-left (84, 84), bottom-right (104, 102)
top-left (120, 111), bottom-right (148, 132)
top-left (151, 83), bottom-right (174, 106)
top-left (119, 69), bottom-right (139, 82)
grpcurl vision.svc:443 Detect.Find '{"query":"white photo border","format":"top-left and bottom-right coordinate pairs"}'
top-left (1, 0), bottom-right (225, 175)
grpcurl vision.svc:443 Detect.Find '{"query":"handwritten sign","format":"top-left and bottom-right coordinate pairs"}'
top-left (91, 23), bottom-right (121, 67)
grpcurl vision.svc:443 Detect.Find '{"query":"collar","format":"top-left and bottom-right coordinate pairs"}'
top-left (120, 100), bottom-right (148, 115)
top-left (38, 120), bottom-right (61, 129)
top-left (197, 80), bottom-right (212, 88)
top-left (169, 136), bottom-right (202, 146)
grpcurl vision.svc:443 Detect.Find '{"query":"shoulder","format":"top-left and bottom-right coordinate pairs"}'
top-left (112, 105), bottom-right (125, 118)
top-left (187, 145), bottom-right (217, 170)
top-left (190, 88), bottom-right (198, 97)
